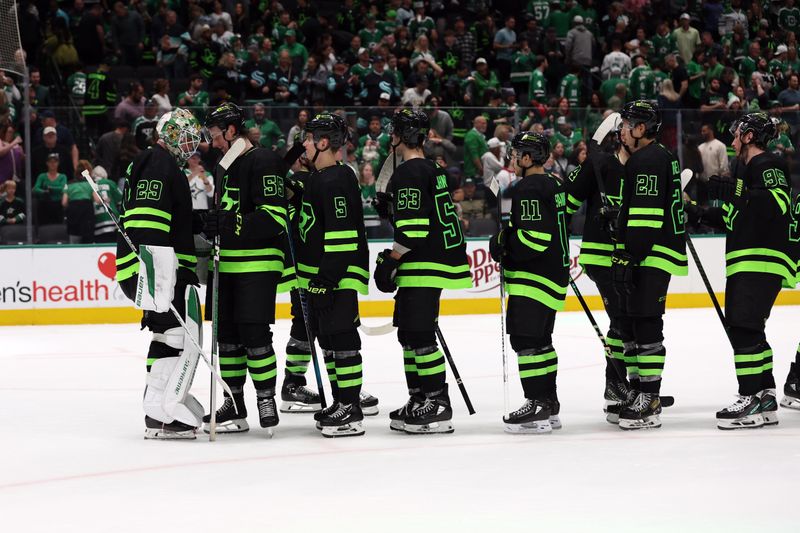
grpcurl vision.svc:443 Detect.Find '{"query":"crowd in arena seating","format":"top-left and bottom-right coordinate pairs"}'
top-left (0, 0), bottom-right (799, 243)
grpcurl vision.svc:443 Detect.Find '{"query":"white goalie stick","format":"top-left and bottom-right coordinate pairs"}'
top-left (208, 137), bottom-right (248, 440)
top-left (82, 170), bottom-right (235, 403)
top-left (359, 321), bottom-right (396, 336)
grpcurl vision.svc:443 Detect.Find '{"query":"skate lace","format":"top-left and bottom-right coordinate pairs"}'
top-left (330, 404), bottom-right (350, 420)
top-left (258, 398), bottom-right (276, 418)
top-left (631, 393), bottom-right (652, 412)
top-left (415, 398), bottom-right (435, 416)
top-left (510, 399), bottom-right (535, 417)
top-left (728, 396), bottom-right (754, 413)
top-left (297, 385), bottom-right (319, 399)
top-left (219, 397), bottom-right (236, 416)
top-left (359, 391), bottom-right (373, 401)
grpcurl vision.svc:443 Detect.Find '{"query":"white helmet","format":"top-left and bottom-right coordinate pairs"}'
top-left (156, 108), bottom-right (202, 163)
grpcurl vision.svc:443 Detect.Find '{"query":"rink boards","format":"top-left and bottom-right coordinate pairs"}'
top-left (1, 236), bottom-right (798, 325)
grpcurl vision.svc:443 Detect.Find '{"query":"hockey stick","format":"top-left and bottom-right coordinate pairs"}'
top-left (82, 170), bottom-right (235, 402)
top-left (679, 169), bottom-right (729, 339)
top-left (435, 325), bottom-right (476, 415)
top-left (488, 176), bottom-right (510, 418)
top-left (208, 137), bottom-right (248, 441)
top-left (359, 321), bottom-right (396, 336)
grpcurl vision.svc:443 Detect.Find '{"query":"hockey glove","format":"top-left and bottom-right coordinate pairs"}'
top-left (597, 205), bottom-right (620, 241)
top-left (307, 279), bottom-right (335, 315)
top-left (285, 175), bottom-right (305, 209)
top-left (374, 192), bottom-right (393, 220)
top-left (610, 250), bottom-right (636, 297)
top-left (708, 175), bottom-right (747, 207)
top-left (374, 249), bottom-right (400, 293)
top-left (489, 231), bottom-right (507, 264)
top-left (192, 210), bottom-right (208, 235)
top-left (202, 209), bottom-right (233, 240)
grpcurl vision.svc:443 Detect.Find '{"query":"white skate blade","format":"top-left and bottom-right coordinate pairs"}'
top-left (144, 427), bottom-right (196, 440)
top-left (606, 412), bottom-right (620, 424)
top-left (404, 420), bottom-right (454, 434)
top-left (389, 419), bottom-right (406, 431)
top-left (619, 414), bottom-right (662, 430)
top-left (780, 396), bottom-right (800, 410)
top-left (202, 418), bottom-right (250, 434)
top-left (549, 415), bottom-right (562, 430)
top-left (717, 413), bottom-right (764, 430)
top-left (280, 400), bottom-right (322, 413)
top-left (321, 421), bottom-right (365, 438)
top-left (762, 411), bottom-right (779, 426)
top-left (361, 405), bottom-right (379, 416)
top-left (504, 419), bottom-right (552, 434)
top-left (603, 399), bottom-right (623, 412)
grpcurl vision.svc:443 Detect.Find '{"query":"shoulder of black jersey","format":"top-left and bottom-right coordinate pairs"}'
top-left (749, 151), bottom-right (789, 175)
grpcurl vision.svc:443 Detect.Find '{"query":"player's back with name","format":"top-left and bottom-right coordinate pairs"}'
top-left (566, 150), bottom-right (624, 250)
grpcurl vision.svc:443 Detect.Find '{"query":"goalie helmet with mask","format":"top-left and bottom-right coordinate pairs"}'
top-left (304, 112), bottom-right (349, 164)
top-left (511, 131), bottom-right (550, 176)
top-left (390, 108), bottom-right (430, 149)
top-left (619, 100), bottom-right (661, 149)
top-left (156, 108), bottom-right (203, 163)
top-left (728, 112), bottom-right (778, 151)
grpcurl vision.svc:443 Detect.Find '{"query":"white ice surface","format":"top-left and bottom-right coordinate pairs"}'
top-left (3, 308), bottom-right (800, 532)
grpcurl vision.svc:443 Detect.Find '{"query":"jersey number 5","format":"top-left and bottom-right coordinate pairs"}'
top-left (435, 192), bottom-right (463, 250)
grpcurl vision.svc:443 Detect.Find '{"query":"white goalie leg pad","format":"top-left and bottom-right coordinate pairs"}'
top-left (164, 286), bottom-right (205, 426)
top-left (135, 245), bottom-right (178, 312)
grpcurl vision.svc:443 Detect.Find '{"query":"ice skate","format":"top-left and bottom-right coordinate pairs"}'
top-left (319, 403), bottom-right (365, 438)
top-left (716, 395), bottom-right (764, 430)
top-left (314, 402), bottom-right (340, 430)
top-left (548, 394), bottom-right (562, 430)
top-left (780, 363), bottom-right (800, 410)
top-left (618, 392), bottom-right (662, 430)
top-left (280, 382), bottom-right (322, 413)
top-left (359, 390), bottom-right (379, 416)
top-left (389, 394), bottom-right (424, 432)
top-left (202, 395), bottom-right (249, 434)
top-left (144, 415), bottom-right (197, 440)
top-left (257, 395), bottom-right (279, 437)
top-left (606, 389), bottom-right (637, 424)
top-left (759, 389), bottom-right (779, 426)
top-left (404, 385), bottom-right (454, 434)
top-left (603, 378), bottom-right (630, 412)
top-left (503, 399), bottom-right (552, 434)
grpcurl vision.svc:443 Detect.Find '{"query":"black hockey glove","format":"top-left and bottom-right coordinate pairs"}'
top-left (683, 200), bottom-right (705, 227)
top-left (202, 209), bottom-right (233, 240)
top-left (708, 175), bottom-right (747, 207)
top-left (374, 249), bottom-right (400, 293)
top-left (307, 279), bottom-right (335, 315)
top-left (192, 210), bottom-right (208, 235)
top-left (373, 192), bottom-right (393, 220)
top-left (177, 267), bottom-right (200, 287)
top-left (285, 175), bottom-right (305, 209)
top-left (610, 250), bottom-right (636, 297)
top-left (597, 205), bottom-right (620, 241)
top-left (489, 230), bottom-right (507, 264)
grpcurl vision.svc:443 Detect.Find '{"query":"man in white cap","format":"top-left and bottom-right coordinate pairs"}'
top-left (672, 13), bottom-right (700, 63)
top-left (481, 137), bottom-right (504, 187)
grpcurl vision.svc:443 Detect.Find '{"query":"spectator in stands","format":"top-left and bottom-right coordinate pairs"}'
top-left (359, 161), bottom-right (382, 237)
top-left (151, 79), bottom-right (172, 115)
top-left (29, 67), bottom-right (51, 109)
top-left (114, 82), bottom-right (146, 125)
top-left (426, 96), bottom-right (453, 141)
top-left (356, 116), bottom-right (390, 168)
top-left (270, 51), bottom-right (300, 104)
top-left (552, 116), bottom-right (582, 158)
top-left (245, 103), bottom-right (286, 151)
top-left (673, 13), bottom-right (701, 64)
top-left (454, 16), bottom-right (477, 68)
top-left (565, 15), bottom-right (595, 102)
top-left (472, 58), bottom-right (499, 105)
top-left (300, 55), bottom-right (329, 106)
top-left (31, 127), bottom-right (73, 182)
top-left (459, 177), bottom-right (488, 229)
top-left (493, 16), bottom-right (517, 81)
top-left (279, 30), bottom-right (308, 71)
top-left (464, 115), bottom-right (489, 181)
top-left (361, 55), bottom-right (398, 106)
top-left (94, 120), bottom-right (129, 183)
top-left (768, 121), bottom-right (796, 161)
top-left (698, 123), bottom-right (729, 181)
top-left (778, 73), bottom-right (800, 139)
top-left (186, 152), bottom-right (213, 210)
top-left (481, 138), bottom-right (504, 188)
top-left (111, 1), bottom-right (145, 67)
top-left (74, 2), bottom-right (105, 67)
top-left (402, 74), bottom-right (431, 108)
top-left (545, 141), bottom-right (573, 182)
top-left (177, 73), bottom-right (210, 119)
top-left (63, 173), bottom-right (95, 244)
top-left (33, 153), bottom-right (67, 225)
top-left (0, 123), bottom-right (22, 187)
top-left (132, 99), bottom-right (159, 150)
top-left (286, 109), bottom-right (309, 150)
top-left (0, 180), bottom-right (24, 227)
top-left (423, 127), bottom-right (456, 167)
top-left (664, 54), bottom-right (689, 107)
top-left (601, 39), bottom-right (631, 80)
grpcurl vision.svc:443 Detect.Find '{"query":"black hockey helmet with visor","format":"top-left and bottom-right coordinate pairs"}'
top-left (205, 102), bottom-right (246, 136)
top-left (305, 112), bottom-right (349, 149)
top-left (389, 108), bottom-right (430, 148)
top-left (729, 112), bottom-right (778, 150)
top-left (511, 131), bottom-right (549, 166)
top-left (620, 100), bottom-right (661, 138)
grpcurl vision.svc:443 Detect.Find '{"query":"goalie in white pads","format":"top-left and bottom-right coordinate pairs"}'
top-left (115, 109), bottom-right (205, 439)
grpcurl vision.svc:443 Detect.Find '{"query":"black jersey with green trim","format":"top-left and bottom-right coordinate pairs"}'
top-left (277, 169), bottom-right (310, 293)
top-left (115, 146), bottom-right (196, 283)
top-left (564, 150), bottom-right (624, 268)
top-left (295, 163), bottom-right (369, 293)
top-left (503, 172), bottom-right (570, 311)
top-left (616, 142), bottom-right (688, 276)
top-left (389, 158), bottom-right (471, 290)
top-left (217, 146), bottom-right (289, 276)
top-left (706, 152), bottom-right (795, 287)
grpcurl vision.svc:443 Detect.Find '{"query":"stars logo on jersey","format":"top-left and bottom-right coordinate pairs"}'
top-left (299, 201), bottom-right (315, 242)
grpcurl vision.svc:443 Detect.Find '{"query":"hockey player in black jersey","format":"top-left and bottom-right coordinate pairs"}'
top-left (201, 103), bottom-right (290, 436)
top-left (298, 112), bottom-right (370, 437)
top-left (610, 101), bottom-right (688, 430)
top-left (698, 113), bottom-right (795, 429)
top-left (564, 113), bottom-right (633, 413)
top-left (373, 109), bottom-right (471, 434)
top-left (489, 131), bottom-right (570, 434)
top-left (114, 108), bottom-right (204, 439)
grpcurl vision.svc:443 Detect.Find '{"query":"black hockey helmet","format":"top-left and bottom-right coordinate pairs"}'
top-left (205, 102), bottom-right (245, 134)
top-left (305, 112), bottom-right (349, 149)
top-left (390, 108), bottom-right (430, 148)
top-left (511, 131), bottom-right (550, 166)
top-left (620, 100), bottom-right (661, 138)
top-left (729, 112), bottom-right (777, 150)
